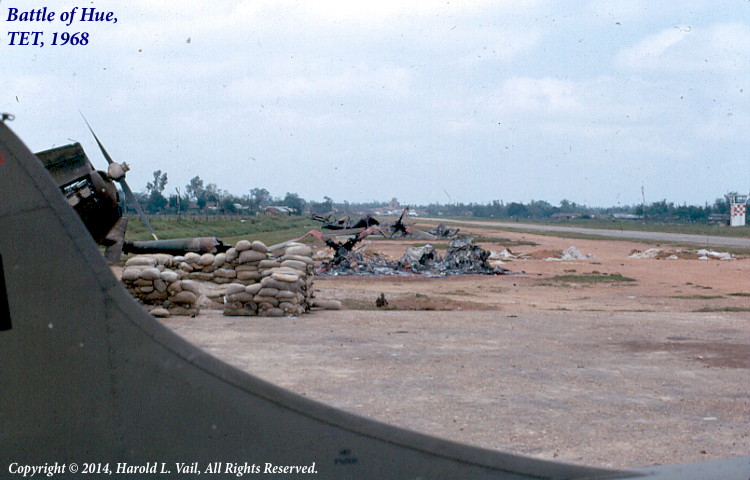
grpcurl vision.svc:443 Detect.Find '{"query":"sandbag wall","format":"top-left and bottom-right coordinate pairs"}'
top-left (224, 243), bottom-right (315, 317)
top-left (120, 240), bottom-right (316, 317)
top-left (120, 254), bottom-right (200, 316)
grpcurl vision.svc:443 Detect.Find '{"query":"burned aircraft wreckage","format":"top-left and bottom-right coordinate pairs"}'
top-left (303, 226), bottom-right (508, 276)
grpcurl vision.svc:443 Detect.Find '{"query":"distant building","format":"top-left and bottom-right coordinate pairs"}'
top-left (551, 213), bottom-right (580, 220)
top-left (264, 206), bottom-right (294, 216)
top-left (612, 213), bottom-right (643, 220)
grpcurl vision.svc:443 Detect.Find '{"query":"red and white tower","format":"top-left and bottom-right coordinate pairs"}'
top-left (727, 193), bottom-right (748, 227)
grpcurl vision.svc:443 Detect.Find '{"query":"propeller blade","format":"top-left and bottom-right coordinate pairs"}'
top-left (80, 112), bottom-right (159, 240)
top-left (80, 112), bottom-right (113, 165)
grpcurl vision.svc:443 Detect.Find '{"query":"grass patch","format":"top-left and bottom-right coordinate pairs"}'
top-left (671, 295), bottom-right (724, 300)
top-left (440, 289), bottom-right (477, 296)
top-left (546, 273), bottom-right (636, 284)
top-left (728, 292), bottom-right (750, 297)
top-left (583, 308), bottom-right (656, 312)
top-left (125, 215), bottom-right (317, 245)
top-left (694, 307), bottom-right (750, 312)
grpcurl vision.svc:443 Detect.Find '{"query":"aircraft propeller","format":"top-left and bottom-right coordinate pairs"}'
top-left (80, 113), bottom-right (158, 241)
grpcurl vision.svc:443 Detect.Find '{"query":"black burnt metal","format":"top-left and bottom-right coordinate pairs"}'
top-left (319, 236), bottom-right (508, 277)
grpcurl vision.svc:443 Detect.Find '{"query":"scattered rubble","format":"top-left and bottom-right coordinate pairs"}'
top-left (319, 235), bottom-right (509, 276)
top-left (545, 246), bottom-right (596, 261)
top-left (438, 236), bottom-right (507, 274)
top-left (697, 249), bottom-right (735, 261)
top-left (629, 248), bottom-right (735, 261)
top-left (428, 223), bottom-right (460, 238)
top-left (489, 249), bottom-right (515, 260)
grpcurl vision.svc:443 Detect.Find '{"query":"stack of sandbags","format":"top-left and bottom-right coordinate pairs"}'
top-left (168, 240), bottom-right (270, 285)
top-left (120, 240), bottom-right (330, 318)
top-left (120, 255), bottom-right (200, 317)
top-left (232, 240), bottom-right (270, 285)
top-left (223, 243), bottom-right (316, 317)
top-left (171, 251), bottom-right (233, 283)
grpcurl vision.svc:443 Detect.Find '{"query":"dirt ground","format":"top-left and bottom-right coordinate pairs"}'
top-left (143, 225), bottom-right (750, 471)
top-left (312, 226), bottom-right (750, 314)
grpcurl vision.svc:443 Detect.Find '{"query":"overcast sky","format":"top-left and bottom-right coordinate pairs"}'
top-left (3, 1), bottom-right (749, 207)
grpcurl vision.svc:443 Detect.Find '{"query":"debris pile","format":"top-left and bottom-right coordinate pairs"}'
top-left (320, 236), bottom-right (508, 276)
top-left (436, 236), bottom-right (503, 274)
top-left (399, 245), bottom-right (440, 271)
top-left (428, 223), bottom-right (460, 238)
top-left (629, 248), bottom-right (735, 261)
top-left (120, 255), bottom-right (200, 317)
top-left (697, 249), bottom-right (735, 261)
top-left (545, 246), bottom-right (596, 261)
top-left (320, 250), bottom-right (402, 276)
top-left (489, 249), bottom-right (516, 260)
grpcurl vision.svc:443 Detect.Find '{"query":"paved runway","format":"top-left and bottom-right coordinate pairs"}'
top-left (436, 219), bottom-right (750, 249)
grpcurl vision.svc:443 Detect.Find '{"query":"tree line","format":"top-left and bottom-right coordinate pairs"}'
top-left (128, 171), bottom-right (735, 224)
top-left (131, 172), bottom-right (322, 216)
top-left (423, 198), bottom-right (731, 223)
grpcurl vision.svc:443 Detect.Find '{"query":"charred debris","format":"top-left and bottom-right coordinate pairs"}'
top-left (309, 229), bottom-right (508, 277)
top-left (308, 208), bottom-right (506, 276)
top-left (429, 223), bottom-right (460, 238)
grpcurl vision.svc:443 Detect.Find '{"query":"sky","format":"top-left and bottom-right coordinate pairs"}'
top-left (2, 1), bottom-right (749, 207)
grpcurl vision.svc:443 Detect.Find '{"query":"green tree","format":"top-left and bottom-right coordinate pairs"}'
top-left (186, 176), bottom-right (206, 209)
top-left (249, 188), bottom-right (271, 212)
top-left (145, 170), bottom-right (168, 213)
top-left (506, 202), bottom-right (528, 218)
top-left (281, 192), bottom-right (306, 214)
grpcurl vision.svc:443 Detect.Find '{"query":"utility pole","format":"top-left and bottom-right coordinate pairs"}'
top-left (175, 187), bottom-right (181, 217)
top-left (641, 186), bottom-right (646, 224)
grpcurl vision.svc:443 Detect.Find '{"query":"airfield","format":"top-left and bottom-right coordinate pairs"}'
top-left (156, 221), bottom-right (750, 470)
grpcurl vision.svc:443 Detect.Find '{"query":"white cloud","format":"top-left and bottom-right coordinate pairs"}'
top-left (616, 27), bottom-right (689, 69)
top-left (226, 63), bottom-right (412, 102)
top-left (296, 0), bottom-right (544, 22)
top-left (587, 0), bottom-right (656, 23)
top-left (494, 77), bottom-right (582, 114)
top-left (616, 22), bottom-right (750, 72)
